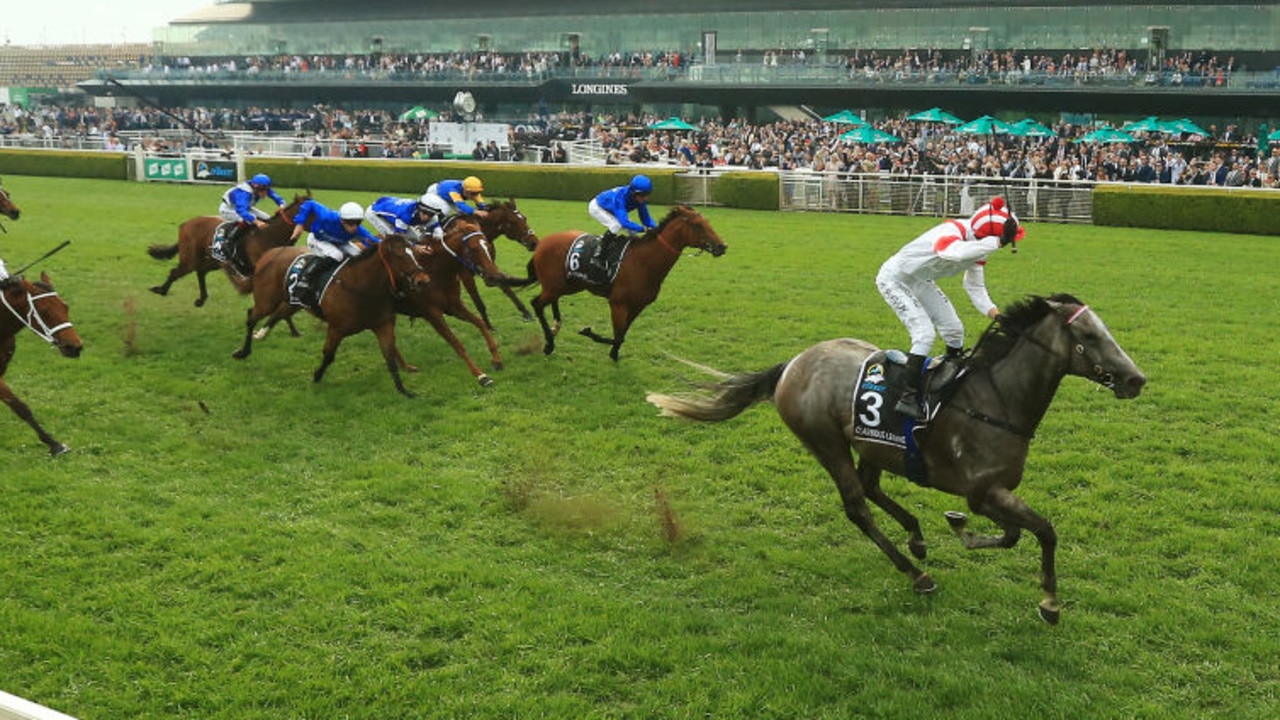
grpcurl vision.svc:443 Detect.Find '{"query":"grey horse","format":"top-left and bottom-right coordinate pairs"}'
top-left (647, 293), bottom-right (1146, 624)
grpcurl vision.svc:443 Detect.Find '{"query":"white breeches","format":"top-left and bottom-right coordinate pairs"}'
top-left (306, 235), bottom-right (346, 262)
top-left (219, 205), bottom-right (271, 224)
top-left (588, 199), bottom-right (624, 234)
top-left (875, 268), bottom-right (964, 355)
top-left (365, 208), bottom-right (396, 237)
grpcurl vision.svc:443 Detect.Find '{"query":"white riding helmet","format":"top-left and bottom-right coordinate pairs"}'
top-left (417, 194), bottom-right (450, 215)
top-left (339, 201), bottom-right (364, 221)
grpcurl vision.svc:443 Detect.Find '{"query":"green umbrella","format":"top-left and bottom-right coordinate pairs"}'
top-left (839, 126), bottom-right (901, 144)
top-left (1122, 116), bottom-right (1166, 133)
top-left (954, 115), bottom-right (1017, 135)
top-left (1074, 127), bottom-right (1136, 144)
top-left (1167, 118), bottom-right (1210, 137)
top-left (649, 117), bottom-right (697, 131)
top-left (906, 107), bottom-right (964, 124)
top-left (1013, 118), bottom-right (1055, 137)
top-left (822, 110), bottom-right (865, 125)
top-left (399, 105), bottom-right (438, 122)
top-left (1267, 128), bottom-right (1280, 143)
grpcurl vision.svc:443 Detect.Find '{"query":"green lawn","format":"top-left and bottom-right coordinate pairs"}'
top-left (1, 176), bottom-right (1277, 719)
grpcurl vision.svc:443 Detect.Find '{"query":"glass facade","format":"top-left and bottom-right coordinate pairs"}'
top-left (157, 5), bottom-right (1280, 59)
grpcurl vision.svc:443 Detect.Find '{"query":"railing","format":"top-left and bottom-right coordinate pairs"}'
top-left (778, 172), bottom-right (1096, 223)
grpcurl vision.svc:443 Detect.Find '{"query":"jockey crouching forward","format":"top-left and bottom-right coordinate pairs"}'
top-left (589, 174), bottom-right (656, 249)
top-left (875, 196), bottom-right (1024, 420)
top-left (290, 200), bottom-right (380, 267)
top-left (366, 193), bottom-right (449, 243)
top-left (423, 176), bottom-right (487, 221)
top-left (219, 173), bottom-right (285, 251)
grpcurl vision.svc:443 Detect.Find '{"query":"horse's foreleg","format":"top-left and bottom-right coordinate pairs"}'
top-left (427, 311), bottom-right (493, 386)
top-left (951, 486), bottom-right (1059, 624)
top-left (448, 302), bottom-right (503, 374)
top-left (815, 440), bottom-right (934, 593)
top-left (372, 322), bottom-right (414, 397)
top-left (500, 285), bottom-right (534, 322)
top-left (461, 273), bottom-right (493, 330)
top-left (859, 460), bottom-right (927, 560)
top-left (0, 380), bottom-right (69, 456)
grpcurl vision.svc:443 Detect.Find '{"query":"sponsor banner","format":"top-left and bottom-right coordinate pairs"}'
top-left (542, 79), bottom-right (639, 102)
top-left (194, 159), bottom-right (238, 183)
top-left (144, 158), bottom-right (189, 182)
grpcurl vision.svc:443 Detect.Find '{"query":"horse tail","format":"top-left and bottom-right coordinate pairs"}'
top-left (147, 243), bottom-right (179, 260)
top-left (646, 361), bottom-right (787, 423)
top-left (225, 269), bottom-right (254, 295)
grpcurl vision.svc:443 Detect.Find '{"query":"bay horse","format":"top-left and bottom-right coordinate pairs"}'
top-left (1, 273), bottom-right (83, 456)
top-left (529, 205), bottom-right (726, 361)
top-left (148, 192), bottom-right (310, 306)
top-left (393, 217), bottom-right (525, 387)
top-left (231, 234), bottom-right (429, 397)
top-left (647, 294), bottom-right (1146, 624)
top-left (461, 199), bottom-right (539, 328)
top-left (0, 176), bottom-right (20, 229)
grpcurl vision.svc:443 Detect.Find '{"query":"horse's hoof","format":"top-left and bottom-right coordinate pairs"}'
top-left (908, 538), bottom-right (928, 560)
top-left (399, 389), bottom-right (416, 398)
top-left (194, 298), bottom-right (206, 308)
top-left (405, 364), bottom-right (420, 373)
top-left (478, 374), bottom-right (494, 387)
top-left (149, 286), bottom-right (166, 296)
top-left (521, 314), bottom-right (534, 322)
top-left (49, 443), bottom-right (71, 457)
top-left (253, 327), bottom-right (271, 341)
top-left (578, 326), bottom-right (592, 337)
top-left (944, 511), bottom-right (968, 531)
top-left (231, 349), bottom-right (248, 360)
top-left (492, 361), bottom-right (504, 372)
top-left (1038, 600), bottom-right (1061, 625)
top-left (542, 344), bottom-right (554, 356)
top-left (912, 573), bottom-right (937, 594)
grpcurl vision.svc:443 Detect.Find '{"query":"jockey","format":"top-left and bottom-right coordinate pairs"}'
top-left (424, 176), bottom-right (486, 218)
top-left (589, 174), bottom-right (656, 246)
top-left (875, 196), bottom-right (1024, 419)
top-left (219, 173), bottom-right (285, 246)
top-left (290, 199), bottom-right (380, 264)
top-left (366, 193), bottom-right (449, 241)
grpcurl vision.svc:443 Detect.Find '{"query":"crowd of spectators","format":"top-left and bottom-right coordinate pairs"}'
top-left (2, 97), bottom-right (1277, 189)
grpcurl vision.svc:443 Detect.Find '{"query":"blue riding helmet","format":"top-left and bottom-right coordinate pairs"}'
top-left (250, 173), bottom-right (272, 187)
top-left (629, 175), bottom-right (653, 195)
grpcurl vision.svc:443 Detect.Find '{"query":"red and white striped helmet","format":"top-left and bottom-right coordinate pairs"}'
top-left (968, 196), bottom-right (1024, 243)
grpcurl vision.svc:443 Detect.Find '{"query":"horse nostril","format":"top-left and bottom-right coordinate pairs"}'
top-left (1129, 374), bottom-right (1147, 391)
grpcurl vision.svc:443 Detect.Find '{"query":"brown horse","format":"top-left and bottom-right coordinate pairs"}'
top-left (460, 199), bottom-right (539, 328)
top-left (1, 272), bottom-right (83, 456)
top-left (393, 216), bottom-right (529, 386)
top-left (148, 192), bottom-right (310, 306)
top-left (529, 205), bottom-right (726, 361)
top-left (0, 176), bottom-right (20, 229)
top-left (647, 294), bottom-right (1147, 624)
top-left (232, 234), bottom-right (429, 397)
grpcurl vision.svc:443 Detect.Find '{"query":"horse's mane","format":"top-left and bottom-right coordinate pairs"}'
top-left (967, 293), bottom-right (1084, 370)
top-left (639, 205), bottom-right (695, 242)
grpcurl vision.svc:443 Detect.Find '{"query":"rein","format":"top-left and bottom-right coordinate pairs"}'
top-left (2, 286), bottom-right (72, 344)
top-left (440, 230), bottom-right (489, 273)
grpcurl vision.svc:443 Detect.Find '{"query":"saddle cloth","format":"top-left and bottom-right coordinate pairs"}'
top-left (565, 234), bottom-right (631, 285)
top-left (851, 351), bottom-right (964, 447)
top-left (285, 254), bottom-right (347, 310)
top-left (209, 221), bottom-right (238, 264)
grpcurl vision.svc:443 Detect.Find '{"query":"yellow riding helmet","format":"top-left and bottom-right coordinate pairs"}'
top-left (462, 176), bottom-right (484, 194)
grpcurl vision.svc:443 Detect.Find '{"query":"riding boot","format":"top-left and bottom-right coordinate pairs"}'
top-left (895, 353), bottom-right (928, 420)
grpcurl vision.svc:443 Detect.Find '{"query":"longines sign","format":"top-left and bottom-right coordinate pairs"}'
top-left (570, 83), bottom-right (630, 96)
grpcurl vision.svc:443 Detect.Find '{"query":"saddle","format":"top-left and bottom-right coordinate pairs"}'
top-left (210, 221), bottom-right (253, 276)
top-left (851, 350), bottom-right (965, 485)
top-left (566, 233), bottom-right (631, 286)
top-left (285, 254), bottom-right (345, 311)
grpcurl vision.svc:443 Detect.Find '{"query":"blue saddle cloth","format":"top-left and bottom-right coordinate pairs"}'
top-left (566, 234), bottom-right (631, 285)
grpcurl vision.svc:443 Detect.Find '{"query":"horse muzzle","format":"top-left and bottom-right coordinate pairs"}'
top-left (706, 243), bottom-right (727, 257)
top-left (1112, 371), bottom-right (1146, 399)
top-left (57, 340), bottom-right (83, 358)
top-left (2, 209), bottom-right (18, 220)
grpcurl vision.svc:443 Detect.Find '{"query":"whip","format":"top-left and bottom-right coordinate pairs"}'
top-left (12, 240), bottom-right (71, 276)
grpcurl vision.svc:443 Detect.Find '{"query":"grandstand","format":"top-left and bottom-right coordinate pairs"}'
top-left (0, 43), bottom-right (149, 90)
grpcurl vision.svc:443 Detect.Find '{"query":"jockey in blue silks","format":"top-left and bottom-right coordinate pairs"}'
top-left (589, 174), bottom-right (656, 245)
top-left (290, 199), bottom-right (380, 263)
top-left (218, 173), bottom-right (285, 247)
top-left (365, 193), bottom-right (449, 241)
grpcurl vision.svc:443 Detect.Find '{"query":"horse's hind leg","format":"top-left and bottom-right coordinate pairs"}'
top-left (313, 326), bottom-right (345, 386)
top-left (948, 486), bottom-right (1058, 624)
top-left (859, 460), bottom-right (927, 560)
top-left (371, 323), bottom-right (414, 397)
top-left (532, 294), bottom-right (557, 355)
top-left (232, 307), bottom-right (262, 359)
top-left (808, 436), bottom-right (935, 593)
top-left (150, 265), bottom-right (187, 297)
top-left (194, 270), bottom-right (211, 307)
top-left (500, 286), bottom-right (534, 322)
top-left (0, 379), bottom-right (69, 456)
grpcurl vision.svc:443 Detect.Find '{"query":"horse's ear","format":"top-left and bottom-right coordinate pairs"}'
top-left (40, 271), bottom-right (53, 286)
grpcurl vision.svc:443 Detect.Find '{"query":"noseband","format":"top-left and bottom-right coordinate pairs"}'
top-left (2, 284), bottom-right (73, 344)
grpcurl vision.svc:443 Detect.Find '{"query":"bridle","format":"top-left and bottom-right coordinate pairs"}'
top-left (438, 226), bottom-right (493, 275)
top-left (2, 282), bottom-right (73, 345)
top-left (376, 237), bottom-right (424, 296)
